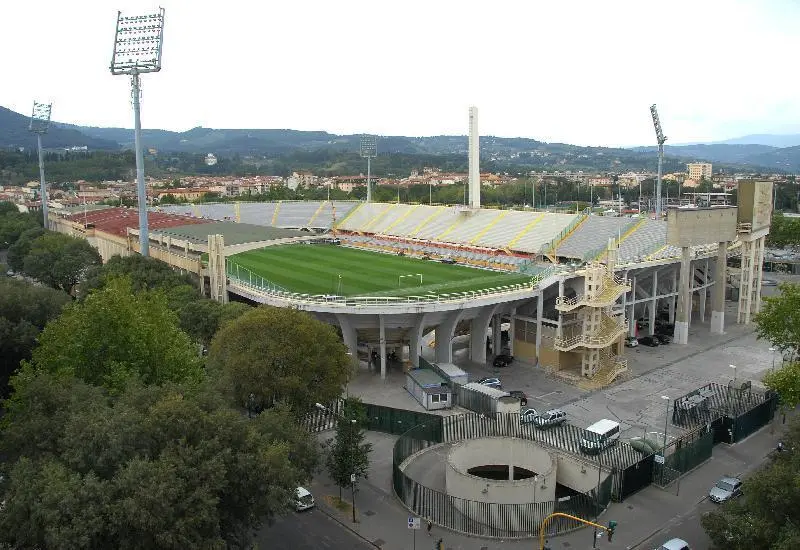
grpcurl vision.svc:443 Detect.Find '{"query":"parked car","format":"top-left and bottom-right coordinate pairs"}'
top-left (638, 336), bottom-right (660, 347)
top-left (708, 476), bottom-right (742, 503)
top-left (493, 354), bottom-right (514, 368)
top-left (478, 377), bottom-right (502, 390)
top-left (520, 407), bottom-right (539, 424)
top-left (655, 333), bottom-right (672, 345)
top-left (440, 256), bottom-right (456, 264)
top-left (655, 538), bottom-right (690, 550)
top-left (508, 390), bottom-right (528, 406)
top-left (534, 409), bottom-right (567, 429)
top-left (625, 336), bottom-right (639, 348)
top-left (295, 487), bottom-right (315, 511)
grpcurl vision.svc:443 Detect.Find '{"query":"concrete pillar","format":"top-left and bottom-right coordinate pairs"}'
top-left (492, 315), bottom-right (502, 355)
top-left (408, 313), bottom-right (428, 368)
top-left (335, 313), bottom-right (359, 369)
top-left (649, 270), bottom-right (658, 335)
top-left (698, 260), bottom-right (708, 322)
top-left (557, 279), bottom-right (565, 336)
top-left (508, 308), bottom-right (517, 355)
top-left (435, 310), bottom-right (463, 364)
top-left (379, 314), bottom-right (387, 380)
top-left (710, 241), bottom-right (727, 334)
top-left (673, 247), bottom-right (692, 344)
top-left (628, 304), bottom-right (637, 337)
top-left (536, 293), bottom-right (544, 356)
top-left (470, 306), bottom-right (498, 365)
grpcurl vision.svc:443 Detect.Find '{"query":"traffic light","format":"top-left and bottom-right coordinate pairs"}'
top-left (607, 520), bottom-right (617, 542)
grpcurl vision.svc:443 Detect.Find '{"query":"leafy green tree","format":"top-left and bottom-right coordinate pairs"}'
top-left (324, 398), bottom-right (373, 500)
top-left (0, 201), bottom-right (19, 216)
top-left (179, 299), bottom-right (251, 348)
top-left (21, 232), bottom-right (102, 293)
top-left (0, 373), bottom-right (312, 549)
top-left (208, 306), bottom-right (350, 414)
top-left (755, 282), bottom-right (800, 359)
top-left (80, 254), bottom-right (199, 299)
top-left (28, 278), bottom-right (203, 393)
top-left (0, 210), bottom-right (40, 249)
top-left (0, 278), bottom-right (71, 396)
top-left (701, 419), bottom-right (800, 549)
top-left (7, 225), bottom-right (46, 272)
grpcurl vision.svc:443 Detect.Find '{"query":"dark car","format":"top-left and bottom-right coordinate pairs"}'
top-left (638, 336), bottom-right (660, 347)
top-left (508, 390), bottom-right (528, 406)
top-left (493, 354), bottom-right (514, 368)
top-left (655, 333), bottom-right (671, 345)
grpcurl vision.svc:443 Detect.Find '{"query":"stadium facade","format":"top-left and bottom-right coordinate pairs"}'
top-left (49, 184), bottom-right (772, 388)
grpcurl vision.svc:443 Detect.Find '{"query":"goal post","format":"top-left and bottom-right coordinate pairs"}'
top-left (399, 273), bottom-right (424, 288)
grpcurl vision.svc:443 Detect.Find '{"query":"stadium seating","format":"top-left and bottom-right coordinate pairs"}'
top-left (617, 219), bottom-right (667, 262)
top-left (556, 216), bottom-right (633, 260)
top-left (157, 201), bottom-right (358, 230)
top-left (511, 213), bottom-right (578, 252)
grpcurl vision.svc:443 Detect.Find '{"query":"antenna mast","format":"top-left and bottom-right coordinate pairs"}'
top-left (650, 104), bottom-right (667, 218)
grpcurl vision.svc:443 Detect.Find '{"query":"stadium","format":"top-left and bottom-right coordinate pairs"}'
top-left (50, 176), bottom-right (772, 390)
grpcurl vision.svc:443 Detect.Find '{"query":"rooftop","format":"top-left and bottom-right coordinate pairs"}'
top-left (152, 222), bottom-right (308, 246)
top-left (65, 207), bottom-right (211, 238)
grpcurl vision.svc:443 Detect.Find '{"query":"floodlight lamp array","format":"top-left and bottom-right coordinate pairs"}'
top-left (29, 102), bottom-right (52, 133)
top-left (650, 104), bottom-right (666, 145)
top-left (110, 8), bottom-right (165, 75)
top-left (360, 135), bottom-right (377, 158)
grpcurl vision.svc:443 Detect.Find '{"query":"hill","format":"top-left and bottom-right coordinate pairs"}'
top-left (0, 106), bottom-right (119, 151)
top-left (716, 134), bottom-right (800, 148)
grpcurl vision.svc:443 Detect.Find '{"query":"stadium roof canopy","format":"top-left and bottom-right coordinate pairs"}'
top-left (153, 222), bottom-right (307, 246)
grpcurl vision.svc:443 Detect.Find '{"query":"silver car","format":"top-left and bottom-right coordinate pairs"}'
top-left (520, 408), bottom-right (539, 424)
top-left (708, 476), bottom-right (742, 503)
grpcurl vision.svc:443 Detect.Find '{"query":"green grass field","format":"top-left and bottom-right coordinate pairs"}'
top-left (228, 244), bottom-right (533, 297)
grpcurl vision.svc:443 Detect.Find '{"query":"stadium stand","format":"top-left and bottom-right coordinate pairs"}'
top-left (155, 201), bottom-right (358, 230)
top-left (617, 219), bottom-right (667, 262)
top-left (556, 216), bottom-right (634, 260)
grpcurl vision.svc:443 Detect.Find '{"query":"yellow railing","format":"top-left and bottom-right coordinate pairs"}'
top-left (470, 210), bottom-right (508, 244)
top-left (384, 204), bottom-right (419, 234)
top-left (271, 201), bottom-right (281, 226)
top-left (411, 208), bottom-right (444, 237)
top-left (555, 274), bottom-right (630, 312)
top-left (539, 513), bottom-right (607, 550)
top-left (307, 200), bottom-right (328, 226)
top-left (508, 213), bottom-right (546, 250)
top-left (554, 316), bottom-right (627, 351)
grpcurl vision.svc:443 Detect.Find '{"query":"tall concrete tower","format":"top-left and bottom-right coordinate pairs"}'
top-left (468, 106), bottom-right (480, 209)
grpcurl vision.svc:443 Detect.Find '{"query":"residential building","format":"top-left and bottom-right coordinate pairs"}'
top-left (687, 163), bottom-right (712, 180)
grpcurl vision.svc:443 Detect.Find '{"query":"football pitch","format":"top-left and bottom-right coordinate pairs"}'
top-left (227, 244), bottom-right (533, 298)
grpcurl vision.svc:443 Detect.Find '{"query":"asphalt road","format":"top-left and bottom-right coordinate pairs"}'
top-left (636, 497), bottom-right (717, 549)
top-left (257, 508), bottom-right (375, 550)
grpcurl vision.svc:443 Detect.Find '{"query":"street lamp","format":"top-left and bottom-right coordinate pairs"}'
top-left (315, 402), bottom-right (359, 523)
top-left (769, 348), bottom-right (777, 372)
top-left (593, 454), bottom-right (603, 548)
top-left (110, 8), bottom-right (166, 257)
top-left (360, 135), bottom-right (377, 203)
top-left (660, 395), bottom-right (669, 486)
top-left (729, 364), bottom-right (737, 387)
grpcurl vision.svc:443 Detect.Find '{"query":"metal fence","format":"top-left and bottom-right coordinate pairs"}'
top-left (393, 421), bottom-right (613, 539)
top-left (652, 424), bottom-right (715, 487)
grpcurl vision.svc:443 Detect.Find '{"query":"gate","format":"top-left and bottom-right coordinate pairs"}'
top-left (618, 454), bottom-right (655, 499)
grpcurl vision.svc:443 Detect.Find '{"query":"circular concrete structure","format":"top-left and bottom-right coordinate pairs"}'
top-left (446, 437), bottom-right (556, 504)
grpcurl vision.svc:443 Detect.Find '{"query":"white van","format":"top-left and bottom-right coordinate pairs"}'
top-left (579, 419), bottom-right (620, 454)
top-left (295, 487), bottom-right (315, 511)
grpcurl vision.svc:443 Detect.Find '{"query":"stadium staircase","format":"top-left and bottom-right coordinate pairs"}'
top-left (577, 350), bottom-right (629, 390)
top-left (308, 201), bottom-right (329, 226)
top-left (555, 272), bottom-right (630, 312)
top-left (383, 204), bottom-right (421, 234)
top-left (469, 211), bottom-right (509, 244)
top-left (271, 202), bottom-right (281, 226)
top-left (507, 213), bottom-right (546, 250)
top-left (411, 208), bottom-right (445, 237)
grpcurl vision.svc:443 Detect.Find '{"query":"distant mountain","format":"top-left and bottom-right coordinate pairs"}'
top-left (3, 104), bottom-right (798, 173)
top-left (715, 134), bottom-right (800, 148)
top-left (0, 106), bottom-right (119, 151)
top-left (631, 144), bottom-right (779, 165)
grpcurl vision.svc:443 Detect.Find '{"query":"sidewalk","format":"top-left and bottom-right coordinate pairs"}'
top-left (311, 417), bottom-right (789, 550)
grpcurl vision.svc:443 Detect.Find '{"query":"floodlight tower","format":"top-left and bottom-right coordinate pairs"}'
top-left (650, 104), bottom-right (667, 218)
top-left (360, 135), bottom-right (377, 203)
top-left (110, 8), bottom-right (165, 256)
top-left (29, 101), bottom-right (52, 228)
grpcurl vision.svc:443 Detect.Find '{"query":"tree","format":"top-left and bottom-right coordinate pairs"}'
top-left (0, 278), bottom-right (71, 397)
top-left (6, 225), bottom-right (46, 272)
top-left (178, 299), bottom-right (251, 348)
top-left (701, 419), bottom-right (800, 549)
top-left (208, 306), bottom-right (350, 414)
top-left (79, 254), bottom-right (199, 309)
top-left (754, 283), bottom-right (800, 360)
top-left (324, 398), bottom-right (373, 500)
top-left (0, 210), bottom-right (40, 249)
top-left (0, 373), bottom-right (313, 549)
top-left (28, 278), bottom-right (203, 394)
top-left (22, 232), bottom-right (102, 293)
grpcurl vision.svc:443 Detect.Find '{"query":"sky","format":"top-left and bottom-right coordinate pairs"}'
top-left (2, 0), bottom-right (799, 147)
